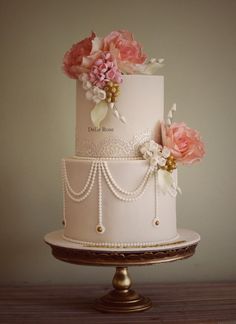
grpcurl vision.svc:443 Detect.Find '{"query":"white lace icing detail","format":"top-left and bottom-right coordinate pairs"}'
top-left (76, 129), bottom-right (152, 158)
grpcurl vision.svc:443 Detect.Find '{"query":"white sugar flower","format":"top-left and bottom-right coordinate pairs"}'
top-left (140, 140), bottom-right (180, 197)
top-left (79, 73), bottom-right (93, 91)
top-left (150, 154), bottom-right (167, 168)
top-left (79, 73), bottom-right (88, 82)
top-left (92, 87), bottom-right (106, 103)
top-left (149, 156), bottom-right (158, 167)
top-left (157, 156), bottom-right (167, 167)
top-left (140, 141), bottom-right (173, 169)
top-left (140, 140), bottom-right (161, 160)
top-left (93, 87), bottom-right (106, 99)
top-left (85, 89), bottom-right (94, 100)
top-left (82, 80), bottom-right (92, 90)
top-left (162, 146), bottom-right (171, 159)
top-left (85, 86), bottom-right (106, 104)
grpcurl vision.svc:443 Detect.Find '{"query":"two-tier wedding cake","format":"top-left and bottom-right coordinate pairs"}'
top-left (61, 30), bottom-right (205, 248)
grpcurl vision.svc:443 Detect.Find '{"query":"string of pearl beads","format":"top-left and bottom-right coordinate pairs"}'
top-left (63, 159), bottom-right (157, 234)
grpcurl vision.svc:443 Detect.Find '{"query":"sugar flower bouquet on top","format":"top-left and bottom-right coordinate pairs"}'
top-left (63, 30), bottom-right (164, 127)
top-left (63, 30), bottom-right (205, 196)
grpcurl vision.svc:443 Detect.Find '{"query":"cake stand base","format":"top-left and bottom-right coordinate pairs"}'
top-left (44, 228), bottom-right (200, 313)
top-left (95, 266), bottom-right (152, 313)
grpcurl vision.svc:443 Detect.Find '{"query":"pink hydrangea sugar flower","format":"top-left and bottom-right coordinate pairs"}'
top-left (88, 52), bottom-right (123, 88)
top-left (102, 30), bottom-right (147, 74)
top-left (161, 122), bottom-right (205, 164)
top-left (63, 32), bottom-right (100, 79)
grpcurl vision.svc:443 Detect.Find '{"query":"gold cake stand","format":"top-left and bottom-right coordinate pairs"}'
top-left (44, 228), bottom-right (200, 313)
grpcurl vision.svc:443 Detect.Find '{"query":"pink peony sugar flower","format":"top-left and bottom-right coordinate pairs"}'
top-left (88, 52), bottom-right (123, 88)
top-left (161, 122), bottom-right (205, 164)
top-left (63, 32), bottom-right (100, 79)
top-left (102, 30), bottom-right (147, 74)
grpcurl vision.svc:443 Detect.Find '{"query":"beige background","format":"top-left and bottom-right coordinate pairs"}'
top-left (0, 0), bottom-right (235, 284)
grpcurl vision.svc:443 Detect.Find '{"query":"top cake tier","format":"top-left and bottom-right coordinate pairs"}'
top-left (75, 75), bottom-right (164, 158)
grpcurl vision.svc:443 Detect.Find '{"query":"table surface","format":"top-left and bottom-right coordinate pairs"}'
top-left (0, 282), bottom-right (236, 324)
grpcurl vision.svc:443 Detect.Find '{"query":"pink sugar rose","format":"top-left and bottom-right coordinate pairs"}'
top-left (63, 32), bottom-right (100, 79)
top-left (102, 30), bottom-right (147, 74)
top-left (161, 122), bottom-right (205, 164)
top-left (88, 52), bottom-right (123, 88)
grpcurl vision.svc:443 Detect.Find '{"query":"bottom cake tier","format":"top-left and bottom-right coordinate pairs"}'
top-left (62, 157), bottom-right (178, 247)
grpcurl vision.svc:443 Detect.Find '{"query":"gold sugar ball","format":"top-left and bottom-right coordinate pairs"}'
top-left (107, 81), bottom-right (113, 87)
top-left (167, 159), bottom-right (173, 167)
top-left (104, 81), bottom-right (120, 103)
top-left (96, 224), bottom-right (105, 234)
top-left (162, 155), bottom-right (177, 173)
top-left (97, 226), bottom-right (103, 233)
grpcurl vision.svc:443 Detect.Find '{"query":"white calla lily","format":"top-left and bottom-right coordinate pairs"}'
top-left (157, 169), bottom-right (177, 196)
top-left (91, 101), bottom-right (108, 128)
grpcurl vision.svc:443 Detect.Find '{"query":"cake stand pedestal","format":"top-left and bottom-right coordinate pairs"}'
top-left (44, 228), bottom-right (200, 313)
